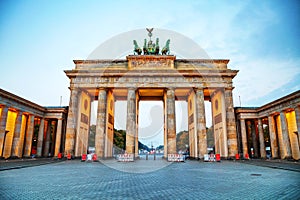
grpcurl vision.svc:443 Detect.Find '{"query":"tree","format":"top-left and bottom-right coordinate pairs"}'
top-left (113, 129), bottom-right (126, 150)
top-left (88, 125), bottom-right (96, 147)
top-left (176, 131), bottom-right (189, 152)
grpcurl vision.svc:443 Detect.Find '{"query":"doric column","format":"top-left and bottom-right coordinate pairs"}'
top-left (280, 111), bottom-right (292, 158)
top-left (43, 120), bottom-right (52, 157)
top-left (195, 88), bottom-right (207, 159)
top-left (268, 115), bottom-right (278, 158)
top-left (65, 88), bottom-right (80, 155)
top-left (54, 119), bottom-right (63, 157)
top-left (240, 119), bottom-right (248, 158)
top-left (95, 88), bottom-right (107, 158)
top-left (250, 120), bottom-right (259, 157)
top-left (11, 111), bottom-right (23, 158)
top-left (36, 118), bottom-right (45, 157)
top-left (166, 88), bottom-right (176, 155)
top-left (50, 121), bottom-right (57, 156)
top-left (23, 115), bottom-right (35, 157)
top-left (258, 118), bottom-right (266, 158)
top-left (163, 97), bottom-right (168, 158)
top-left (135, 97), bottom-right (139, 158)
top-left (224, 88), bottom-right (238, 157)
top-left (0, 106), bottom-right (9, 157)
top-left (126, 88), bottom-right (137, 155)
top-left (295, 106), bottom-right (300, 146)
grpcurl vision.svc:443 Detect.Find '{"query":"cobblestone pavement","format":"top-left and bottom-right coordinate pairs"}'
top-left (238, 159), bottom-right (300, 172)
top-left (0, 158), bottom-right (58, 171)
top-left (0, 159), bottom-right (299, 199)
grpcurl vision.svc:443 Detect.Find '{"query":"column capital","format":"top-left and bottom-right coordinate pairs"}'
top-left (224, 87), bottom-right (234, 91)
top-left (194, 88), bottom-right (205, 96)
top-left (257, 118), bottom-right (262, 122)
top-left (22, 112), bottom-right (32, 116)
top-left (0, 104), bottom-right (8, 108)
top-left (166, 87), bottom-right (175, 91)
top-left (127, 87), bottom-right (137, 90)
top-left (69, 86), bottom-right (80, 91)
top-left (0, 105), bottom-right (9, 113)
top-left (280, 110), bottom-right (288, 116)
top-left (97, 87), bottom-right (108, 91)
top-left (294, 105), bottom-right (300, 110)
top-left (194, 87), bottom-right (204, 91)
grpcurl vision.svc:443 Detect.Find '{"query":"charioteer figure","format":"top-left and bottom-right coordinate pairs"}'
top-left (133, 28), bottom-right (170, 55)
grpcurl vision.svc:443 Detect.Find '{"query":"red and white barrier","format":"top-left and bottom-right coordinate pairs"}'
top-left (118, 153), bottom-right (134, 162)
top-left (167, 154), bottom-right (184, 162)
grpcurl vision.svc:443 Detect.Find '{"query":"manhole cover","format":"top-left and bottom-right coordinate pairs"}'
top-left (250, 173), bottom-right (262, 176)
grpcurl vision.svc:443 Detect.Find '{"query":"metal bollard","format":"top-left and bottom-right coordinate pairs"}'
top-left (146, 153), bottom-right (148, 160)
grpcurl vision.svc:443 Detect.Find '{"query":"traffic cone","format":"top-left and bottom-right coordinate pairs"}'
top-left (235, 154), bottom-right (240, 160)
top-left (67, 153), bottom-right (71, 160)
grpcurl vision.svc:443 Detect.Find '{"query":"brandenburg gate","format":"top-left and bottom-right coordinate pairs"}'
top-left (63, 29), bottom-right (238, 160)
top-left (64, 37), bottom-right (239, 160)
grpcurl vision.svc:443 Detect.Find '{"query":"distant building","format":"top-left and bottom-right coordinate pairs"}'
top-left (235, 91), bottom-right (300, 160)
top-left (0, 88), bottom-right (68, 158)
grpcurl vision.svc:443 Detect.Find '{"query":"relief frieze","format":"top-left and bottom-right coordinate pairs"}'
top-left (70, 76), bottom-right (233, 89)
top-left (72, 76), bottom-right (206, 84)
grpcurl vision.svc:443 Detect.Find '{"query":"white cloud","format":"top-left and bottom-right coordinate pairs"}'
top-left (232, 58), bottom-right (300, 106)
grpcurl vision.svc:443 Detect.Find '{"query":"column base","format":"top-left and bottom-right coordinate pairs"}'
top-left (7, 156), bottom-right (21, 159)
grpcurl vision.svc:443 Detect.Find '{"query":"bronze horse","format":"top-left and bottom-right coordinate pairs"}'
top-left (133, 40), bottom-right (142, 55)
top-left (161, 39), bottom-right (170, 55)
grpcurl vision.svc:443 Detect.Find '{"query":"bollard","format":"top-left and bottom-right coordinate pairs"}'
top-left (204, 154), bottom-right (209, 162)
top-left (245, 153), bottom-right (249, 160)
top-left (87, 154), bottom-right (92, 161)
top-left (154, 153), bottom-right (156, 160)
top-left (215, 154), bottom-right (221, 162)
top-left (92, 154), bottom-right (97, 161)
top-left (209, 154), bottom-right (215, 162)
top-left (146, 154), bottom-right (148, 160)
top-left (81, 154), bottom-right (87, 162)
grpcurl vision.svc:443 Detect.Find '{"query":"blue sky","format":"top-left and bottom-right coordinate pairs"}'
top-left (1, 0), bottom-right (299, 146)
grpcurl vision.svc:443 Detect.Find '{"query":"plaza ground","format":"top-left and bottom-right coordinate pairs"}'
top-left (0, 158), bottom-right (299, 199)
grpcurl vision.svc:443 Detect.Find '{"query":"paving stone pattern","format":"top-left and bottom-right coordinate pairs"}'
top-left (0, 160), bottom-right (299, 199)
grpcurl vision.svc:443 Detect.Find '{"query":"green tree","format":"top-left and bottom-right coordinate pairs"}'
top-left (176, 131), bottom-right (188, 152)
top-left (88, 125), bottom-right (96, 147)
top-left (113, 129), bottom-right (126, 150)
